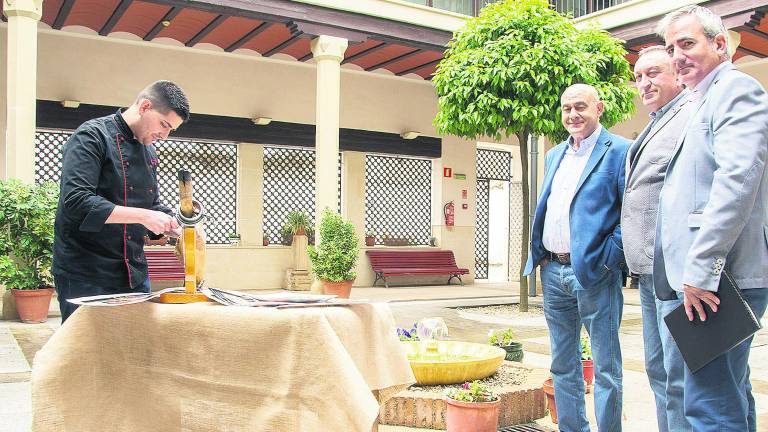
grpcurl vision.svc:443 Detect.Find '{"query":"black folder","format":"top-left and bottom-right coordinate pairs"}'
top-left (663, 271), bottom-right (762, 373)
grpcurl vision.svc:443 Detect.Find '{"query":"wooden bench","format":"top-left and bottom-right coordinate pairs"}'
top-left (145, 249), bottom-right (184, 281)
top-left (366, 250), bottom-right (469, 288)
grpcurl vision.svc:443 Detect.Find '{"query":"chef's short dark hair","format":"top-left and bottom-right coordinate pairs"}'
top-left (136, 80), bottom-right (190, 122)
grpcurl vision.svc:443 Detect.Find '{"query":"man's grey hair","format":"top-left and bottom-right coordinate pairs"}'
top-left (637, 45), bottom-right (667, 58)
top-left (656, 5), bottom-right (730, 60)
top-left (562, 83), bottom-right (601, 101)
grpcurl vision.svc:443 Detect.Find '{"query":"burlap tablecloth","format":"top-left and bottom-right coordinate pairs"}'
top-left (32, 302), bottom-right (415, 431)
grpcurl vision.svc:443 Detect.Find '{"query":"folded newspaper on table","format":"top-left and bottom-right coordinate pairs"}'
top-left (202, 287), bottom-right (374, 308)
top-left (68, 287), bottom-right (185, 306)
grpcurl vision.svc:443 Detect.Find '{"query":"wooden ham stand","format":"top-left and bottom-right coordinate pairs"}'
top-left (159, 169), bottom-right (211, 303)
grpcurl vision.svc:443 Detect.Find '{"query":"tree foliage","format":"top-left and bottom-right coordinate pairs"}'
top-left (433, 0), bottom-right (635, 143)
top-left (433, 0), bottom-right (636, 309)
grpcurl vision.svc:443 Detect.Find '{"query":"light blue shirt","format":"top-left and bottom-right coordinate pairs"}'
top-left (542, 124), bottom-right (603, 253)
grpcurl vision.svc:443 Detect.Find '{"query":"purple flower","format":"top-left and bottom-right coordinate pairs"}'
top-left (462, 382), bottom-right (470, 390)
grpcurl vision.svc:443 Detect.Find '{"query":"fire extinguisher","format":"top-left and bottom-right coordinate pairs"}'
top-left (444, 201), bottom-right (455, 227)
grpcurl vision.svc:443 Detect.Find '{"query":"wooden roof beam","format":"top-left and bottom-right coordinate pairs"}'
top-left (144, 6), bottom-right (182, 41)
top-left (225, 21), bottom-right (272, 52)
top-left (186, 14), bottom-right (227, 46)
top-left (100, 0), bottom-right (134, 36)
top-left (52, 0), bottom-right (76, 29)
top-left (365, 48), bottom-right (422, 71)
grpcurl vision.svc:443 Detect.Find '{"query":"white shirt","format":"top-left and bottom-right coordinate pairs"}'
top-left (542, 125), bottom-right (602, 253)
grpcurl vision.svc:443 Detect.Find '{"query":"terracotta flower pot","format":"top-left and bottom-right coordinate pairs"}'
top-left (445, 397), bottom-right (500, 432)
top-left (11, 288), bottom-right (54, 323)
top-left (542, 378), bottom-right (558, 424)
top-left (321, 280), bottom-right (353, 298)
top-left (365, 236), bottom-right (375, 246)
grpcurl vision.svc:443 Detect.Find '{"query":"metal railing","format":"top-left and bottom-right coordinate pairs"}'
top-left (403, 0), bottom-right (630, 17)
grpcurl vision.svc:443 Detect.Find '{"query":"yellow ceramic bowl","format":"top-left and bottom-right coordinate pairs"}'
top-left (401, 341), bottom-right (505, 385)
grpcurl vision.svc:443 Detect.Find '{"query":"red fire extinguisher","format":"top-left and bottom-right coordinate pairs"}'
top-left (444, 201), bottom-right (455, 227)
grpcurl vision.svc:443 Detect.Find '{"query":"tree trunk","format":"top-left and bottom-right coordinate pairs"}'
top-left (517, 130), bottom-right (530, 312)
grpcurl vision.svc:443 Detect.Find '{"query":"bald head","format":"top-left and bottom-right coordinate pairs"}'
top-left (561, 84), bottom-right (604, 144)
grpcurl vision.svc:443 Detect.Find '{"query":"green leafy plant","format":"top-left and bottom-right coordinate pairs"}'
top-left (285, 210), bottom-right (310, 235)
top-left (307, 209), bottom-right (359, 282)
top-left (487, 328), bottom-right (515, 347)
top-left (433, 0), bottom-right (635, 310)
top-left (581, 334), bottom-right (592, 361)
top-left (226, 231), bottom-right (240, 239)
top-left (280, 224), bottom-right (293, 245)
top-left (0, 180), bottom-right (59, 290)
top-left (445, 380), bottom-right (498, 403)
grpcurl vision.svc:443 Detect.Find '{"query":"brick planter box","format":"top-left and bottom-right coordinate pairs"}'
top-left (379, 362), bottom-right (548, 429)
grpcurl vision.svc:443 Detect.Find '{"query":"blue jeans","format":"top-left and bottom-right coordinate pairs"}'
top-left (640, 275), bottom-right (690, 432)
top-left (54, 275), bottom-right (151, 323)
top-left (541, 261), bottom-right (623, 432)
top-left (673, 287), bottom-right (767, 431)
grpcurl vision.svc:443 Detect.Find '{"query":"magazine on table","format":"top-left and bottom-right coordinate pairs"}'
top-left (67, 287), bottom-right (185, 306)
top-left (202, 287), bottom-right (374, 308)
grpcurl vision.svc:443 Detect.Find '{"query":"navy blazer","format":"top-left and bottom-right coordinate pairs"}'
top-left (524, 127), bottom-right (631, 288)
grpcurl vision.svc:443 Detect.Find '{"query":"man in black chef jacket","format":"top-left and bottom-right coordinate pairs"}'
top-left (52, 80), bottom-right (189, 322)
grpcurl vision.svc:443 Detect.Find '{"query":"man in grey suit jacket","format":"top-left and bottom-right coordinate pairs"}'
top-left (622, 46), bottom-right (691, 432)
top-left (656, 6), bottom-right (768, 430)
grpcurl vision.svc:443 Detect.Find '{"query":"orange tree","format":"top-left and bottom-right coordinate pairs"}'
top-left (433, 0), bottom-right (635, 310)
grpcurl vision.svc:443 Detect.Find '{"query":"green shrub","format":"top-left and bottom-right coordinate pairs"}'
top-left (307, 209), bottom-right (359, 282)
top-left (0, 180), bottom-right (59, 290)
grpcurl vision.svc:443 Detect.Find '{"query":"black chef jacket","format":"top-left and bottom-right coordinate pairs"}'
top-left (52, 110), bottom-right (173, 291)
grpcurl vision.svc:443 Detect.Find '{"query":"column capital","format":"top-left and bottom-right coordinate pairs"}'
top-left (3, 0), bottom-right (43, 20)
top-left (310, 35), bottom-right (348, 63)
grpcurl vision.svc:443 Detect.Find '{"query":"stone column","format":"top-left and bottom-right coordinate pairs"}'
top-left (4, 0), bottom-right (43, 182)
top-left (310, 35), bottom-right (348, 217)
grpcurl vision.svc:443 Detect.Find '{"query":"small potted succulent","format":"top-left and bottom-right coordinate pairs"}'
top-left (488, 328), bottom-right (523, 362)
top-left (364, 230), bottom-right (375, 247)
top-left (262, 234), bottom-right (270, 247)
top-left (226, 231), bottom-right (241, 245)
top-left (581, 333), bottom-right (594, 390)
top-left (444, 380), bottom-right (500, 432)
top-left (286, 210), bottom-right (310, 236)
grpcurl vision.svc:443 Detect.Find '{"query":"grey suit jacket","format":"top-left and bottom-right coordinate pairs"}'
top-left (655, 62), bottom-right (768, 293)
top-left (622, 93), bottom-right (693, 275)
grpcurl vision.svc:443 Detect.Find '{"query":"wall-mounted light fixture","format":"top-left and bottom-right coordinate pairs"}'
top-left (251, 117), bottom-right (272, 126)
top-left (400, 131), bottom-right (421, 140)
top-left (61, 100), bottom-right (81, 109)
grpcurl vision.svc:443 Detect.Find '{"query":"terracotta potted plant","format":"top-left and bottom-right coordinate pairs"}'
top-left (542, 377), bottom-right (557, 424)
top-left (0, 180), bottom-right (59, 323)
top-left (286, 210), bottom-right (309, 237)
top-left (262, 235), bottom-right (270, 247)
top-left (488, 328), bottom-right (523, 362)
top-left (581, 333), bottom-right (594, 392)
top-left (364, 231), bottom-right (375, 247)
top-left (307, 209), bottom-right (359, 298)
top-left (444, 380), bottom-right (500, 432)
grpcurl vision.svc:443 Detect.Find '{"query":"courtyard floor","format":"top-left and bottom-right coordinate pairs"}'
top-left (2, 283), bottom-right (767, 431)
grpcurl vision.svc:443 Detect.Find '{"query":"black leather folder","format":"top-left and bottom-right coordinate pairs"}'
top-left (663, 271), bottom-right (762, 373)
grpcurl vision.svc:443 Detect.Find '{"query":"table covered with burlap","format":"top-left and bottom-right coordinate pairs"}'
top-left (32, 301), bottom-right (415, 431)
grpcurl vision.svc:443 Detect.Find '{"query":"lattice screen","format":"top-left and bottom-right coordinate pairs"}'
top-left (154, 139), bottom-right (237, 244)
top-left (33, 130), bottom-right (237, 244)
top-left (475, 149), bottom-right (512, 279)
top-left (475, 180), bottom-right (490, 279)
top-left (365, 155), bottom-right (432, 245)
top-left (34, 130), bottom-right (67, 184)
top-left (261, 147), bottom-right (343, 244)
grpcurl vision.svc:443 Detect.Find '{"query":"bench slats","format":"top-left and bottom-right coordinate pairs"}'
top-left (366, 250), bottom-right (467, 288)
top-left (145, 249), bottom-right (184, 281)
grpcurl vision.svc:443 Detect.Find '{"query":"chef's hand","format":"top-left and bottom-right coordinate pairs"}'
top-left (142, 210), bottom-right (179, 235)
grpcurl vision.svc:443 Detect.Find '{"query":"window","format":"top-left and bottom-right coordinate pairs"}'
top-left (262, 147), bottom-right (343, 244)
top-left (33, 130), bottom-right (238, 244)
top-left (365, 155), bottom-right (432, 246)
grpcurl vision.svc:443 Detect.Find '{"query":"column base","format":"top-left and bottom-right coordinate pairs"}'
top-left (286, 269), bottom-right (312, 291)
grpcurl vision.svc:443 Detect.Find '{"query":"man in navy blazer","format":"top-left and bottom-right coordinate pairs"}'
top-left (524, 84), bottom-right (630, 431)
top-left (655, 6), bottom-right (768, 430)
